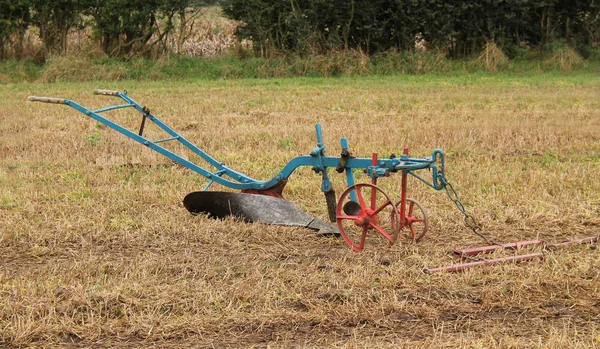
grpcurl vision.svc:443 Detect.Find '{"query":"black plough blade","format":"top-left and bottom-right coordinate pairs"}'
top-left (183, 191), bottom-right (340, 236)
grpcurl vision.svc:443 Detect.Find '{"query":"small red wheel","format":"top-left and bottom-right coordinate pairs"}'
top-left (395, 198), bottom-right (428, 242)
top-left (336, 183), bottom-right (400, 252)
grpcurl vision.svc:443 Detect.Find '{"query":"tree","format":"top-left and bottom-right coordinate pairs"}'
top-left (86, 0), bottom-right (195, 58)
top-left (223, 0), bottom-right (599, 57)
top-left (0, 0), bottom-right (31, 59)
top-left (30, 0), bottom-right (86, 58)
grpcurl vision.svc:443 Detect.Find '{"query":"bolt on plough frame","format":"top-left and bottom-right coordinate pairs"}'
top-left (28, 90), bottom-right (598, 268)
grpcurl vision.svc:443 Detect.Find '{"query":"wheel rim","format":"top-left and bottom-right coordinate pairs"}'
top-left (395, 198), bottom-right (428, 242)
top-left (336, 183), bottom-right (400, 252)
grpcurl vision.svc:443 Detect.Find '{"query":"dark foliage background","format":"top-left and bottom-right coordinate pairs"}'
top-left (0, 0), bottom-right (598, 60)
top-left (223, 0), bottom-right (600, 58)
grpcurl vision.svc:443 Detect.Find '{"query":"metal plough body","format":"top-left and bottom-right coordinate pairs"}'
top-left (29, 89), bottom-right (599, 267)
top-left (28, 90), bottom-right (461, 251)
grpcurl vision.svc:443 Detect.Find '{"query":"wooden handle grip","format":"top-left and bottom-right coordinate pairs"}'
top-left (27, 96), bottom-right (66, 104)
top-left (93, 89), bottom-right (120, 96)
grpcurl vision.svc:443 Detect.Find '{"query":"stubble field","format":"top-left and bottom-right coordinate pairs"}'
top-left (1, 73), bottom-right (600, 347)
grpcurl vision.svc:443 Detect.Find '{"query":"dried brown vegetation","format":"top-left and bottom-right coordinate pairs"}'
top-left (478, 42), bottom-right (509, 72)
top-left (167, 7), bottom-right (248, 58)
top-left (1, 7), bottom-right (242, 62)
top-left (1, 76), bottom-right (600, 347)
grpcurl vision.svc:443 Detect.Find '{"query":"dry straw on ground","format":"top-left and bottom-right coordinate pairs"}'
top-left (1, 76), bottom-right (599, 347)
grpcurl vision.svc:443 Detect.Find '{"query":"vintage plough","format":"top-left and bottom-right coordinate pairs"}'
top-left (28, 90), bottom-right (597, 270)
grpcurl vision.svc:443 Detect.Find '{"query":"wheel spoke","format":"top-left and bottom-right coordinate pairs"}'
top-left (355, 186), bottom-right (367, 209)
top-left (372, 199), bottom-right (392, 216)
top-left (337, 215), bottom-right (359, 221)
top-left (338, 183), bottom-right (413, 251)
top-left (358, 225), bottom-right (369, 249)
top-left (370, 223), bottom-right (394, 243)
top-left (395, 198), bottom-right (429, 243)
top-left (409, 224), bottom-right (416, 240)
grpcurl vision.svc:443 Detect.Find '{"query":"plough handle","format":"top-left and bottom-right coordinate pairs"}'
top-left (27, 96), bottom-right (66, 104)
top-left (93, 89), bottom-right (120, 96)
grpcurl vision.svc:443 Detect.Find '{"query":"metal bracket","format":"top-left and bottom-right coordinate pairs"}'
top-left (139, 106), bottom-right (150, 136)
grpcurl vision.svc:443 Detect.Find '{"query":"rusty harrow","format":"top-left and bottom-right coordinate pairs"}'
top-left (426, 235), bottom-right (599, 273)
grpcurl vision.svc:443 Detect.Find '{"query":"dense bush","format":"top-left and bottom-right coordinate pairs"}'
top-left (31, 0), bottom-right (87, 57)
top-left (0, 0), bottom-right (219, 59)
top-left (88, 0), bottom-right (188, 57)
top-left (0, 1), bottom-right (598, 61)
top-left (0, 0), bottom-right (30, 59)
top-left (223, 0), bottom-right (600, 58)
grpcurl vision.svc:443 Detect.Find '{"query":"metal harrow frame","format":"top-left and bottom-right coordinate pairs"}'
top-left (427, 235), bottom-right (599, 273)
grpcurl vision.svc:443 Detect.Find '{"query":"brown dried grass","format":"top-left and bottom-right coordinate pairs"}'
top-left (167, 8), bottom-right (248, 58)
top-left (4, 7), bottom-right (242, 61)
top-left (546, 46), bottom-right (585, 71)
top-left (478, 42), bottom-right (509, 72)
top-left (1, 76), bottom-right (600, 347)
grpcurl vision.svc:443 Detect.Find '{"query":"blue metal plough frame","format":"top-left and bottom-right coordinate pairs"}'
top-left (27, 89), bottom-right (447, 197)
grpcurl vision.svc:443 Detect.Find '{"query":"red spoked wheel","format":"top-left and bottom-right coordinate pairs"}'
top-left (336, 183), bottom-right (400, 252)
top-left (395, 198), bottom-right (428, 242)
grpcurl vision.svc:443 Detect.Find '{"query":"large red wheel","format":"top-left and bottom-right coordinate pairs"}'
top-left (336, 183), bottom-right (400, 252)
top-left (395, 198), bottom-right (428, 242)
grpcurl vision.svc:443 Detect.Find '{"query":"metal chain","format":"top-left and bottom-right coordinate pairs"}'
top-left (440, 174), bottom-right (495, 245)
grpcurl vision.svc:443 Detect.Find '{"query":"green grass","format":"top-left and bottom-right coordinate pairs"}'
top-left (1, 52), bottom-right (599, 84)
top-left (4, 69), bottom-right (599, 96)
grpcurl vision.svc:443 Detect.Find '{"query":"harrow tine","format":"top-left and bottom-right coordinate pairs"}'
top-left (453, 240), bottom-right (545, 258)
top-left (425, 253), bottom-right (545, 274)
top-left (428, 235), bottom-right (599, 273)
top-left (546, 235), bottom-right (599, 249)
